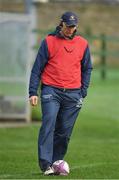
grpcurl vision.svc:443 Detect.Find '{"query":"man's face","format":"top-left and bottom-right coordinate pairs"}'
top-left (61, 22), bottom-right (77, 37)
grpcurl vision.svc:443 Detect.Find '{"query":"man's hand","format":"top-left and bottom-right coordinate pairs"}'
top-left (29, 96), bottom-right (38, 106)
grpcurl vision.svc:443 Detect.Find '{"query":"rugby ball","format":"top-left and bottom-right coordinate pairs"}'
top-left (52, 160), bottom-right (70, 175)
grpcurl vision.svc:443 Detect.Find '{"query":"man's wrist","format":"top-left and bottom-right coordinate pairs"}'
top-left (29, 92), bottom-right (38, 98)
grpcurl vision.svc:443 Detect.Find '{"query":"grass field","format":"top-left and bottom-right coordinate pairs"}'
top-left (0, 68), bottom-right (119, 179)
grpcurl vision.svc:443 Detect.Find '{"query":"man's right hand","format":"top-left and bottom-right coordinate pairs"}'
top-left (29, 96), bottom-right (38, 106)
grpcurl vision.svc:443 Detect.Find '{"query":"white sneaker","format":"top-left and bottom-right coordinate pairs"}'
top-left (44, 166), bottom-right (54, 175)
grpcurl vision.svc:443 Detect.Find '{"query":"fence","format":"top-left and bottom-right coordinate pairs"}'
top-left (86, 34), bottom-right (119, 79)
top-left (33, 29), bottom-right (119, 80)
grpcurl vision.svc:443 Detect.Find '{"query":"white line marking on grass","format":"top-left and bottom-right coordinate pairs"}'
top-left (71, 162), bottom-right (119, 170)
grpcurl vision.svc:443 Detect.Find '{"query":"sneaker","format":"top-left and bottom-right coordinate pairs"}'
top-left (44, 166), bottom-right (54, 175)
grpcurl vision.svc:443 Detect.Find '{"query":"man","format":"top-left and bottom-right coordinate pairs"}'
top-left (29, 11), bottom-right (92, 175)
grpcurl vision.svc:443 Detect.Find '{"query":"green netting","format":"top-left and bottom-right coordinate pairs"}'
top-left (0, 21), bottom-right (28, 77)
top-left (0, 13), bottom-right (30, 119)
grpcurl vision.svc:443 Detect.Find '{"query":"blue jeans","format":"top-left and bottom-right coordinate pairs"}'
top-left (38, 84), bottom-right (83, 171)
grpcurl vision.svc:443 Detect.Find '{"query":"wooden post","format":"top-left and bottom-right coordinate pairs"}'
top-left (100, 34), bottom-right (106, 80)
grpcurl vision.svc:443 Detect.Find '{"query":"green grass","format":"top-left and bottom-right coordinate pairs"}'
top-left (0, 68), bottom-right (119, 179)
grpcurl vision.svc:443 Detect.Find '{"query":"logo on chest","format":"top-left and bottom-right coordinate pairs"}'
top-left (64, 46), bottom-right (75, 53)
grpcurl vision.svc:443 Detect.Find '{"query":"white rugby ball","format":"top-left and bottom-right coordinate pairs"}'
top-left (52, 160), bottom-right (70, 175)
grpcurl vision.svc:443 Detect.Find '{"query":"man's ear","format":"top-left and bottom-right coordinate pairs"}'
top-left (62, 22), bottom-right (66, 28)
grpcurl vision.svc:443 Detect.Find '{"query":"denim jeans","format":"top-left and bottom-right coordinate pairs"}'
top-left (38, 84), bottom-right (83, 171)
